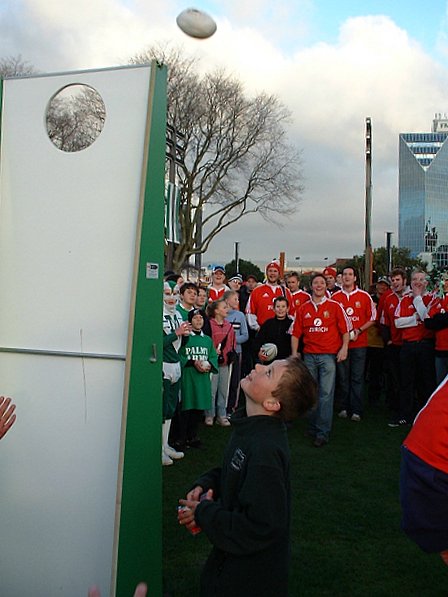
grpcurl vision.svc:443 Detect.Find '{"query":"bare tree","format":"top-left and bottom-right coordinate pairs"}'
top-left (131, 45), bottom-right (304, 272)
top-left (0, 55), bottom-right (35, 78)
top-left (46, 85), bottom-right (106, 152)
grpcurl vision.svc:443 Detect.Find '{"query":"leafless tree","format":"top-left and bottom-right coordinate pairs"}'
top-left (0, 55), bottom-right (35, 78)
top-left (131, 45), bottom-right (304, 272)
top-left (46, 85), bottom-right (106, 152)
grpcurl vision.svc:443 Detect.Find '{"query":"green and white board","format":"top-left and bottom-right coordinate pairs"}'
top-left (0, 63), bottom-right (166, 596)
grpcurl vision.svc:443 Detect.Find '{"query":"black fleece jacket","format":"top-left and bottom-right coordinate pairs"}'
top-left (193, 414), bottom-right (291, 597)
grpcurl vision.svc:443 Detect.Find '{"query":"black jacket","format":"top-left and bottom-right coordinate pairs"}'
top-left (253, 316), bottom-right (293, 360)
top-left (194, 415), bottom-right (291, 597)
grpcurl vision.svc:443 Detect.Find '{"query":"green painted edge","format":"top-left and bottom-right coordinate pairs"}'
top-left (115, 61), bottom-right (167, 597)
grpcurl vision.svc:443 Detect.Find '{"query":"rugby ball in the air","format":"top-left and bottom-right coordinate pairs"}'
top-left (260, 343), bottom-right (278, 362)
top-left (176, 8), bottom-right (217, 39)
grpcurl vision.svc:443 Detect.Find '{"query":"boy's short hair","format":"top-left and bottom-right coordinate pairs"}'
top-left (272, 357), bottom-right (317, 421)
top-left (274, 295), bottom-right (289, 308)
top-left (179, 282), bottom-right (198, 295)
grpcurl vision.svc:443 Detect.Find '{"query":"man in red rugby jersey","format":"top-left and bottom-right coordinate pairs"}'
top-left (332, 266), bottom-right (376, 422)
top-left (291, 273), bottom-right (350, 446)
top-left (245, 261), bottom-right (293, 332)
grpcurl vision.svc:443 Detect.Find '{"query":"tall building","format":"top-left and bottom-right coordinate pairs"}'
top-left (399, 114), bottom-right (448, 263)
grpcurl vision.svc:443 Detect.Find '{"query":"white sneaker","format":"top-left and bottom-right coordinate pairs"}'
top-left (162, 451), bottom-right (173, 466)
top-left (351, 414), bottom-right (361, 422)
top-left (204, 417), bottom-right (214, 426)
top-left (164, 445), bottom-right (184, 460)
top-left (217, 417), bottom-right (231, 427)
top-left (338, 410), bottom-right (348, 419)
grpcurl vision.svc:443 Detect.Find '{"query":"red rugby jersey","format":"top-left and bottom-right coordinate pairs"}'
top-left (292, 297), bottom-right (350, 354)
top-left (246, 284), bottom-right (293, 327)
top-left (207, 285), bottom-right (229, 303)
top-left (428, 294), bottom-right (448, 351)
top-left (332, 288), bottom-right (376, 349)
top-left (395, 293), bottom-right (434, 342)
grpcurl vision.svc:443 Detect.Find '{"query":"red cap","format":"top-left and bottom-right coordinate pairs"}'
top-left (323, 267), bottom-right (337, 278)
top-left (266, 261), bottom-right (281, 273)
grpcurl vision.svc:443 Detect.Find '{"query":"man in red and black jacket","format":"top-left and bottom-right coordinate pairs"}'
top-left (394, 269), bottom-right (437, 425)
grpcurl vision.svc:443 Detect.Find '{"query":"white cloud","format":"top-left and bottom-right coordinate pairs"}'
top-left (2, 3), bottom-right (448, 264)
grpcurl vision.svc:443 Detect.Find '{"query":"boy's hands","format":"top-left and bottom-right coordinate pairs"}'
top-left (186, 485), bottom-right (204, 501)
top-left (178, 488), bottom-right (213, 531)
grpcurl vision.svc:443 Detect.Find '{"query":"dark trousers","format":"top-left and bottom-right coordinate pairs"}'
top-left (384, 344), bottom-right (401, 414)
top-left (399, 340), bottom-right (436, 422)
top-left (170, 409), bottom-right (203, 449)
top-left (366, 347), bottom-right (384, 403)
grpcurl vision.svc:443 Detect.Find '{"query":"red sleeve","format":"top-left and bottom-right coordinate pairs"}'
top-left (291, 308), bottom-right (303, 339)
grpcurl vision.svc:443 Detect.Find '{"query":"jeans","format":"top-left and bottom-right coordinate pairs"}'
top-left (304, 353), bottom-right (336, 441)
top-left (206, 365), bottom-right (231, 419)
top-left (336, 347), bottom-right (367, 416)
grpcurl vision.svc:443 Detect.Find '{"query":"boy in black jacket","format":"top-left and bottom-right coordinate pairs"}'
top-left (178, 356), bottom-right (317, 597)
top-left (253, 296), bottom-right (294, 361)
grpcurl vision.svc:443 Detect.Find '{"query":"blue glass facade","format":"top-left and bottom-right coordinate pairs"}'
top-left (399, 132), bottom-right (448, 257)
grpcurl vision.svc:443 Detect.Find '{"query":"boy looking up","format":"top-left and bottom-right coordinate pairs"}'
top-left (178, 357), bottom-right (317, 597)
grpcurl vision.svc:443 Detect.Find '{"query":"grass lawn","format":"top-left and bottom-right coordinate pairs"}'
top-left (162, 403), bottom-right (447, 596)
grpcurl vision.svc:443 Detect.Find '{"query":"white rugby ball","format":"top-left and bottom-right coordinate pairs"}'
top-left (176, 8), bottom-right (217, 39)
top-left (260, 343), bottom-right (278, 362)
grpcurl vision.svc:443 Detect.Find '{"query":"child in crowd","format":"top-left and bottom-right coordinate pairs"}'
top-left (207, 265), bottom-right (229, 302)
top-left (253, 296), bottom-right (293, 362)
top-left (224, 290), bottom-right (249, 413)
top-left (195, 286), bottom-right (212, 337)
top-left (162, 282), bottom-right (190, 466)
top-left (178, 356), bottom-right (317, 597)
top-left (178, 309), bottom-right (218, 448)
top-left (204, 298), bottom-right (236, 427)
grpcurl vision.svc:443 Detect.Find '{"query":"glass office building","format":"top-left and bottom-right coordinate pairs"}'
top-left (399, 115), bottom-right (448, 258)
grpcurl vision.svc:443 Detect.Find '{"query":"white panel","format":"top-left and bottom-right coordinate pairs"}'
top-left (0, 66), bottom-right (152, 596)
top-left (0, 354), bottom-right (124, 596)
top-left (0, 66), bottom-right (151, 354)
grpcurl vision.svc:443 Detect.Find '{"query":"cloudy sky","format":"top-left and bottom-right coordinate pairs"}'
top-left (2, 0), bottom-right (448, 267)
